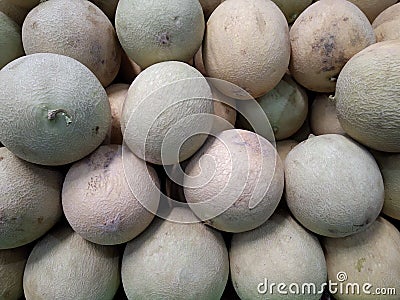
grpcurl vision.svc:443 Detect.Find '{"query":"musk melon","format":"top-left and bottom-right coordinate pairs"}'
top-left (203, 0), bottom-right (290, 99)
top-left (230, 209), bottom-right (327, 300)
top-left (22, 0), bottom-right (121, 87)
top-left (289, 0), bottom-right (375, 92)
top-left (23, 224), bottom-right (120, 300)
top-left (285, 134), bottom-right (384, 237)
top-left (121, 61), bottom-right (214, 165)
top-left (121, 207), bottom-right (229, 300)
top-left (184, 129), bottom-right (284, 233)
top-left (372, 3), bottom-right (400, 42)
top-left (0, 11), bottom-right (23, 69)
top-left (0, 53), bottom-right (111, 166)
top-left (115, 0), bottom-right (205, 69)
top-left (334, 40), bottom-right (400, 152)
top-left (62, 144), bottom-right (160, 245)
top-left (0, 147), bottom-right (63, 249)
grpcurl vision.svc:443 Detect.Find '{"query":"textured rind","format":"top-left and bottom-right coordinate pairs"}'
top-left (62, 145), bottom-right (160, 245)
top-left (203, 0), bottom-right (290, 99)
top-left (115, 0), bottom-right (204, 69)
top-left (0, 53), bottom-right (112, 166)
top-left (372, 3), bottom-right (400, 42)
top-left (121, 61), bottom-right (214, 165)
top-left (23, 225), bottom-right (120, 300)
top-left (0, 147), bottom-right (63, 249)
top-left (121, 207), bottom-right (229, 300)
top-left (289, 0), bottom-right (375, 92)
top-left (230, 210), bottom-right (327, 300)
top-left (0, 246), bottom-right (30, 299)
top-left (285, 134), bottom-right (384, 237)
top-left (22, 0), bottom-right (121, 87)
top-left (346, 0), bottom-right (397, 22)
top-left (335, 40), bottom-right (400, 152)
top-left (310, 93), bottom-right (345, 135)
top-left (0, 11), bottom-right (24, 69)
top-left (184, 129), bottom-right (284, 233)
top-left (323, 217), bottom-right (400, 300)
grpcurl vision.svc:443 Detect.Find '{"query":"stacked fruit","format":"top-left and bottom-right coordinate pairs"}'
top-left (0, 0), bottom-right (399, 299)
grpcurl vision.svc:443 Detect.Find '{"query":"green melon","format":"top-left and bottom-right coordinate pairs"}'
top-left (0, 53), bottom-right (111, 166)
top-left (0, 11), bottom-right (23, 69)
top-left (115, 0), bottom-right (204, 69)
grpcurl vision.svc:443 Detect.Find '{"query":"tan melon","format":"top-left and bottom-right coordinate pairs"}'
top-left (203, 0), bottom-right (290, 99)
top-left (289, 0), bottom-right (375, 92)
top-left (372, 3), bottom-right (400, 42)
top-left (334, 40), bottom-right (400, 152)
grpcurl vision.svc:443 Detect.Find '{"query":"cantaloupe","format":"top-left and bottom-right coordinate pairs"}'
top-left (115, 0), bottom-right (205, 69)
top-left (285, 134), bottom-right (384, 237)
top-left (62, 144), bottom-right (160, 245)
top-left (22, 0), bottom-right (121, 87)
top-left (184, 129), bottom-right (284, 233)
top-left (0, 147), bottom-right (63, 249)
top-left (230, 209), bottom-right (327, 300)
top-left (0, 11), bottom-right (23, 69)
top-left (289, 0), bottom-right (375, 92)
top-left (203, 0), bottom-right (290, 99)
top-left (323, 217), bottom-right (400, 300)
top-left (346, 0), bottom-right (398, 22)
top-left (0, 53), bottom-right (111, 166)
top-left (372, 3), bottom-right (400, 42)
top-left (121, 207), bottom-right (229, 299)
top-left (271, 0), bottom-right (313, 23)
top-left (23, 224), bottom-right (120, 300)
top-left (0, 0), bottom-right (28, 25)
top-left (334, 40), bottom-right (400, 152)
top-left (121, 61), bottom-right (214, 165)
top-left (0, 246), bottom-right (30, 299)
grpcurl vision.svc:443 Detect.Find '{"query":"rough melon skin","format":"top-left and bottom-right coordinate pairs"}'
top-left (285, 134), bottom-right (384, 238)
top-left (115, 0), bottom-right (204, 69)
top-left (0, 246), bottom-right (30, 300)
top-left (203, 0), bottom-right (290, 99)
top-left (322, 217), bottom-right (400, 300)
top-left (230, 209), bottom-right (327, 300)
top-left (0, 11), bottom-right (24, 69)
top-left (372, 3), bottom-right (400, 42)
top-left (22, 0), bottom-right (121, 87)
top-left (121, 61), bottom-right (213, 165)
top-left (23, 224), bottom-right (120, 300)
top-left (289, 0), bottom-right (375, 92)
top-left (0, 53), bottom-right (111, 166)
top-left (335, 40), bottom-right (400, 153)
top-left (0, 147), bottom-right (63, 249)
top-left (62, 144), bottom-right (160, 245)
top-left (121, 207), bottom-right (229, 300)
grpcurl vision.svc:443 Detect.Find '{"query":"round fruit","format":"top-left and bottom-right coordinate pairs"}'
top-left (310, 93), bottom-right (345, 135)
top-left (0, 11), bottom-right (23, 69)
top-left (184, 129), bottom-right (284, 233)
top-left (276, 139), bottom-right (298, 162)
top-left (372, 151), bottom-right (400, 220)
top-left (289, 0), bottom-right (375, 92)
top-left (0, 246), bottom-right (30, 299)
top-left (62, 144), bottom-right (160, 245)
top-left (230, 209), bottom-right (327, 300)
top-left (335, 40), bottom-right (400, 152)
top-left (22, 0), bottom-right (121, 87)
top-left (121, 61), bottom-right (213, 165)
top-left (121, 207), bottom-right (229, 300)
top-left (323, 217), bottom-right (400, 300)
top-left (115, 0), bottom-right (204, 69)
top-left (203, 0), bottom-right (290, 99)
top-left (23, 224), bottom-right (120, 300)
top-left (257, 74), bottom-right (308, 140)
top-left (271, 0), bottom-right (312, 23)
top-left (103, 83), bottom-right (129, 145)
top-left (0, 0), bottom-right (28, 25)
top-left (347, 0), bottom-right (397, 22)
top-left (285, 134), bottom-right (384, 237)
top-left (372, 3), bottom-right (400, 42)
top-left (0, 53), bottom-right (111, 166)
top-left (0, 147), bottom-right (63, 249)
